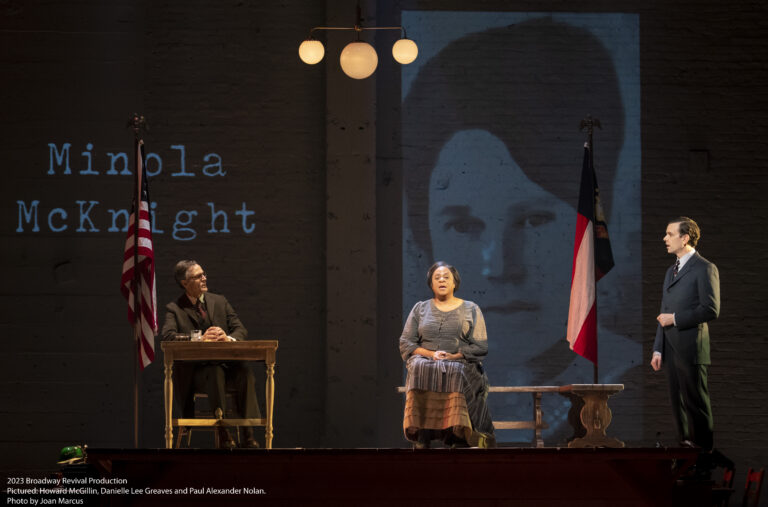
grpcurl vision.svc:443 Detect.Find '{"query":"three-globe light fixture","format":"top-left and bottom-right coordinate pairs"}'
top-left (298, 7), bottom-right (418, 79)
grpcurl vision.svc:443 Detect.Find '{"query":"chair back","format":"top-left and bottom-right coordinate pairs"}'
top-left (742, 467), bottom-right (765, 507)
top-left (721, 467), bottom-right (735, 488)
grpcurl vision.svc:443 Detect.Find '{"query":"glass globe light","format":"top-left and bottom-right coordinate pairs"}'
top-left (299, 39), bottom-right (325, 65)
top-left (339, 41), bottom-right (378, 79)
top-left (392, 38), bottom-right (418, 64)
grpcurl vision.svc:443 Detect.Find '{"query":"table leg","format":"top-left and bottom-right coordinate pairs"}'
top-left (164, 360), bottom-right (174, 449)
top-left (265, 362), bottom-right (275, 449)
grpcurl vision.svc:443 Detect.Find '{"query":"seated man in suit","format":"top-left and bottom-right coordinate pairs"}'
top-left (161, 259), bottom-right (261, 449)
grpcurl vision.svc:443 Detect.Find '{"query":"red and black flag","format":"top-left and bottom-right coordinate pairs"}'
top-left (566, 144), bottom-right (614, 364)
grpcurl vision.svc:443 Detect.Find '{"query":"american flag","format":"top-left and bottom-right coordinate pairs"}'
top-left (566, 144), bottom-right (614, 364)
top-left (120, 140), bottom-right (157, 369)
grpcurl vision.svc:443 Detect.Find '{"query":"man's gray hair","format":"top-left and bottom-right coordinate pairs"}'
top-left (174, 260), bottom-right (198, 288)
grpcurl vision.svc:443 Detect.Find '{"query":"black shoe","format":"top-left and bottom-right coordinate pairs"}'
top-left (217, 428), bottom-right (236, 450)
top-left (414, 430), bottom-right (432, 449)
top-left (241, 438), bottom-right (260, 449)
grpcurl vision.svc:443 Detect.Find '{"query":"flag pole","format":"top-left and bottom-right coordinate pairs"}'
top-left (127, 113), bottom-right (146, 448)
top-left (580, 115), bottom-right (601, 384)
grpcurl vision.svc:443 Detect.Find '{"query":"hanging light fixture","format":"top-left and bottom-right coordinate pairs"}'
top-left (339, 41), bottom-right (378, 79)
top-left (298, 2), bottom-right (418, 79)
top-left (392, 38), bottom-right (418, 64)
top-left (298, 39), bottom-right (325, 65)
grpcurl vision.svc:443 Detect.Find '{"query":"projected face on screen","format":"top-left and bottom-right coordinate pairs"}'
top-left (402, 13), bottom-right (642, 441)
top-left (428, 130), bottom-right (574, 367)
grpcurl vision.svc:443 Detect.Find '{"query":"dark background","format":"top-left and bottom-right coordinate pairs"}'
top-left (1, 0), bottom-right (766, 500)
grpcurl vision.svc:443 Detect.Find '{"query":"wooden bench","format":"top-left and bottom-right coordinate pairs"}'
top-left (396, 385), bottom-right (561, 448)
top-left (398, 383), bottom-right (625, 448)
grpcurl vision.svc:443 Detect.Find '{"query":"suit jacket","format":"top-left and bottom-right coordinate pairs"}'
top-left (161, 292), bottom-right (247, 341)
top-left (160, 292), bottom-right (248, 416)
top-left (653, 252), bottom-right (720, 365)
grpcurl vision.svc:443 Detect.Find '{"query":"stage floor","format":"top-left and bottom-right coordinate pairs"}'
top-left (30, 446), bottom-right (709, 506)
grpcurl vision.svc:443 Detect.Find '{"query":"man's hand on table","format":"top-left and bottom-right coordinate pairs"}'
top-left (203, 326), bottom-right (228, 341)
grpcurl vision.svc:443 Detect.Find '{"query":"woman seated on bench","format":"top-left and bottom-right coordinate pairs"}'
top-left (399, 262), bottom-right (496, 448)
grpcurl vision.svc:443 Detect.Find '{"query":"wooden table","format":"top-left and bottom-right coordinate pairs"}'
top-left (560, 384), bottom-right (624, 448)
top-left (161, 340), bottom-right (278, 449)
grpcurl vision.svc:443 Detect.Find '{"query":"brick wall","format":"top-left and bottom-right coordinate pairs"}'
top-left (0, 0), bottom-right (328, 472)
top-left (639, 1), bottom-right (768, 496)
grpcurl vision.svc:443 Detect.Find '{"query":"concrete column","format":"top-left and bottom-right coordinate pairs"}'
top-left (324, 0), bottom-right (378, 446)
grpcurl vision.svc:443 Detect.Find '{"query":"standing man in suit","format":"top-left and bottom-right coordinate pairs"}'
top-left (161, 259), bottom-right (261, 448)
top-left (651, 217), bottom-right (720, 451)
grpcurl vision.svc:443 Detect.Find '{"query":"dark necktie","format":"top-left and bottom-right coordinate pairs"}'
top-left (673, 259), bottom-right (680, 278)
top-left (196, 300), bottom-right (208, 321)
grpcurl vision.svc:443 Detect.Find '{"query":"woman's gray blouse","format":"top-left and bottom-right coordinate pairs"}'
top-left (398, 299), bottom-right (488, 362)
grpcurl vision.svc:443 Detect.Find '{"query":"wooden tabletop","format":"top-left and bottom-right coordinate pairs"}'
top-left (161, 340), bottom-right (278, 363)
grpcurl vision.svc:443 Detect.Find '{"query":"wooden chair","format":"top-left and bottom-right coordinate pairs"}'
top-left (742, 468), bottom-right (764, 507)
top-left (175, 392), bottom-right (241, 448)
top-left (712, 466), bottom-right (735, 507)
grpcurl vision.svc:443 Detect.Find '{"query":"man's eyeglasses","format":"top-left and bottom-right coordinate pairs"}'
top-left (188, 272), bottom-right (207, 281)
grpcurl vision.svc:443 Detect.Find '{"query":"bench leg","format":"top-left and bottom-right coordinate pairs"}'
top-left (532, 392), bottom-right (544, 448)
top-left (567, 391), bottom-right (625, 448)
